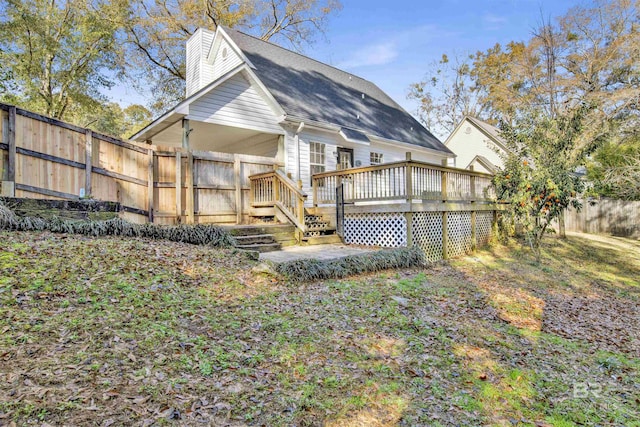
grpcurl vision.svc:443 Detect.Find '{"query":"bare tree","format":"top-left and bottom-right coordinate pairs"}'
top-left (123, 0), bottom-right (342, 112)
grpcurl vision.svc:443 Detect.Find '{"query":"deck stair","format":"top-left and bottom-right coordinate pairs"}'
top-left (248, 169), bottom-right (342, 246)
top-left (227, 224), bottom-right (296, 253)
top-left (302, 213), bottom-right (341, 244)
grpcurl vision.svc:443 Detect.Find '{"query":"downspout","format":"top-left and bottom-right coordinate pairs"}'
top-left (295, 121), bottom-right (305, 181)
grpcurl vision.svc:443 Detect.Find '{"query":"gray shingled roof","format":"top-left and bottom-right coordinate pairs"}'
top-left (224, 28), bottom-right (451, 154)
top-left (340, 127), bottom-right (370, 143)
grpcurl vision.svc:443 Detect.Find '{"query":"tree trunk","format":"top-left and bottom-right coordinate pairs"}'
top-left (559, 210), bottom-right (566, 239)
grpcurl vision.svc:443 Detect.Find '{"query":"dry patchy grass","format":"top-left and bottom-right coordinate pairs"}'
top-left (0, 230), bottom-right (638, 426)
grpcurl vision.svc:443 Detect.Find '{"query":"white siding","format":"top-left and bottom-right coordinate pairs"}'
top-left (281, 128), bottom-right (343, 206)
top-left (284, 128), bottom-right (297, 180)
top-left (188, 73), bottom-right (283, 134)
top-left (199, 30), bottom-right (216, 90)
top-left (185, 29), bottom-right (216, 97)
top-left (210, 38), bottom-right (243, 83)
top-left (352, 145), bottom-right (370, 168)
top-left (446, 120), bottom-right (504, 169)
top-left (369, 140), bottom-right (444, 165)
top-left (186, 31), bottom-right (202, 97)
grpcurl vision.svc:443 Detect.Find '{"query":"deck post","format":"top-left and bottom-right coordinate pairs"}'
top-left (405, 212), bottom-right (413, 248)
top-left (442, 211), bottom-right (449, 259)
top-left (273, 170), bottom-right (280, 203)
top-left (312, 176), bottom-right (318, 207)
top-left (469, 165), bottom-right (476, 202)
top-left (405, 152), bottom-right (412, 202)
top-left (441, 158), bottom-right (448, 202)
top-left (471, 211), bottom-right (477, 251)
top-left (469, 165), bottom-right (477, 250)
top-left (296, 179), bottom-right (305, 243)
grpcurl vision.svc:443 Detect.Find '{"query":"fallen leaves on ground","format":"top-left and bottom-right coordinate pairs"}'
top-left (0, 231), bottom-right (639, 426)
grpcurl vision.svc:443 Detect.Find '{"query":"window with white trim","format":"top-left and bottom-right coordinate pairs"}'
top-left (310, 142), bottom-right (326, 185)
top-left (370, 152), bottom-right (383, 165)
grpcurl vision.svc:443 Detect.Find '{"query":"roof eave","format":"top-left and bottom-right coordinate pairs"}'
top-left (370, 135), bottom-right (456, 158)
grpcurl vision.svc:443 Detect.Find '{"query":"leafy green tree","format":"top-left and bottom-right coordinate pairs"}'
top-left (587, 137), bottom-right (640, 200)
top-left (123, 104), bottom-right (152, 138)
top-left (494, 111), bottom-right (587, 261)
top-left (0, 0), bottom-right (128, 120)
top-left (67, 102), bottom-right (152, 139)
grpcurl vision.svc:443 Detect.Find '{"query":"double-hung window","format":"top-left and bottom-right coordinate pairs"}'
top-left (370, 152), bottom-right (383, 165)
top-left (310, 142), bottom-right (326, 185)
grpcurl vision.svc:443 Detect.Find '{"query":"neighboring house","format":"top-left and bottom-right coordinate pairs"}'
top-left (131, 27), bottom-right (454, 204)
top-left (444, 116), bottom-right (509, 174)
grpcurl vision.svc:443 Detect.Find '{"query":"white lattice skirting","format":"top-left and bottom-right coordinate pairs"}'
top-left (343, 211), bottom-right (494, 261)
top-left (344, 213), bottom-right (407, 247)
top-left (412, 212), bottom-right (443, 262)
top-left (476, 211), bottom-right (493, 247)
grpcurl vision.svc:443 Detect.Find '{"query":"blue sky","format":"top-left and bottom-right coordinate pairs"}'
top-left (108, 0), bottom-right (581, 117)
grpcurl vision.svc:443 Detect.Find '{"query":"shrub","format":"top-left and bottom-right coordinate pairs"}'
top-left (275, 246), bottom-right (426, 282)
top-left (0, 200), bottom-right (235, 248)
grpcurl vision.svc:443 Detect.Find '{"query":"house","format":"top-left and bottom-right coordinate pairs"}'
top-left (444, 116), bottom-right (508, 174)
top-left (131, 27), bottom-right (454, 205)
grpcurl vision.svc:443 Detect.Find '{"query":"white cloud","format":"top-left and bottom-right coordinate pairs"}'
top-left (338, 42), bottom-right (398, 69)
top-left (483, 13), bottom-right (508, 29)
top-left (336, 24), bottom-right (443, 70)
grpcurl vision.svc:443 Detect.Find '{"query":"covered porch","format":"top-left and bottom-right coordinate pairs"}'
top-left (135, 117), bottom-right (285, 160)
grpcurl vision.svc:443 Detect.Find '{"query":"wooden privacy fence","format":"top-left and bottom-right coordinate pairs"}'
top-left (0, 104), bottom-right (280, 224)
top-left (312, 153), bottom-right (496, 206)
top-left (562, 198), bottom-right (640, 238)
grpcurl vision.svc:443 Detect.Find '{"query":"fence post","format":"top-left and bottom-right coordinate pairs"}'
top-left (147, 149), bottom-right (154, 223)
top-left (234, 154), bottom-right (242, 224)
top-left (185, 151), bottom-right (194, 224)
top-left (175, 151), bottom-right (182, 223)
top-left (441, 158), bottom-right (448, 202)
top-left (1, 106), bottom-right (16, 197)
top-left (442, 211), bottom-right (449, 259)
top-left (84, 129), bottom-right (92, 198)
top-left (405, 152), bottom-right (412, 202)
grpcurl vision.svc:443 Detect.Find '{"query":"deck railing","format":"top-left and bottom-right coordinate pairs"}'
top-left (249, 169), bottom-right (307, 235)
top-left (312, 155), bottom-right (496, 206)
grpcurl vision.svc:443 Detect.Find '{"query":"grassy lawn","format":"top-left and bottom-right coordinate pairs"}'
top-left (0, 231), bottom-right (638, 426)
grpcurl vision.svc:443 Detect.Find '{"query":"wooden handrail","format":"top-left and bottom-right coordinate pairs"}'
top-left (249, 170), bottom-right (307, 235)
top-left (275, 170), bottom-right (307, 200)
top-left (311, 158), bottom-right (496, 206)
top-left (311, 159), bottom-right (495, 179)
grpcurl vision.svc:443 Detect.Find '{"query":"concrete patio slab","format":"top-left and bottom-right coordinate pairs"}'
top-left (260, 244), bottom-right (378, 263)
